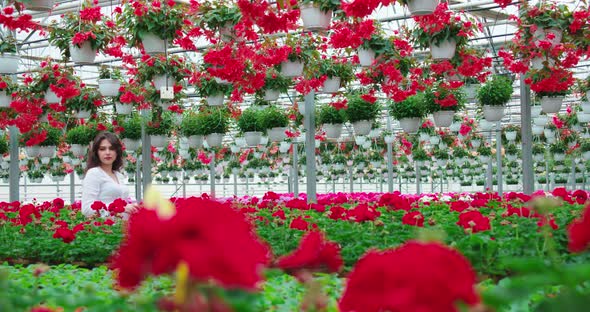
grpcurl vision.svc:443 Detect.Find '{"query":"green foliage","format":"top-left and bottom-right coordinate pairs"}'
top-left (65, 87), bottom-right (102, 112)
top-left (118, 0), bottom-right (186, 48)
top-left (477, 145), bottom-right (492, 156)
top-left (299, 0), bottom-right (341, 13)
top-left (42, 124), bottom-right (63, 146)
top-left (119, 114), bottom-right (142, 140)
top-left (505, 144), bottom-right (520, 155)
top-left (179, 111), bottom-right (201, 137)
top-left (65, 125), bottom-right (97, 145)
top-left (424, 84), bottom-right (466, 113)
top-left (549, 141), bottom-right (568, 154)
top-left (136, 55), bottom-right (186, 83)
top-left (0, 135), bottom-right (8, 154)
top-left (388, 93), bottom-right (427, 120)
top-left (237, 107), bottom-right (264, 133)
top-left (412, 147), bottom-right (429, 161)
top-left (580, 139), bottom-right (590, 152)
top-left (433, 148), bottom-right (449, 160)
top-left (318, 104), bottom-right (346, 125)
top-left (317, 58), bottom-right (354, 83)
top-left (411, 10), bottom-right (478, 49)
top-left (477, 75), bottom-right (514, 106)
top-left (453, 147), bottom-right (469, 158)
top-left (196, 77), bottom-right (232, 97)
top-left (199, 2), bottom-right (242, 29)
top-left (260, 72), bottom-right (291, 93)
top-left (533, 143), bottom-right (546, 155)
top-left (359, 32), bottom-right (391, 55)
top-left (0, 36), bottom-right (17, 54)
top-left (146, 111), bottom-right (175, 136)
top-left (345, 93), bottom-right (381, 123)
top-left (196, 107), bottom-right (230, 135)
top-left (98, 66), bottom-right (123, 80)
top-left (260, 105), bottom-right (289, 130)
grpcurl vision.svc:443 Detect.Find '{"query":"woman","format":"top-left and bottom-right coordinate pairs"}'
top-left (81, 131), bottom-right (138, 217)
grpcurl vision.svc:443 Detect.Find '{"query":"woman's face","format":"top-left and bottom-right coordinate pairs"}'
top-left (97, 139), bottom-right (117, 166)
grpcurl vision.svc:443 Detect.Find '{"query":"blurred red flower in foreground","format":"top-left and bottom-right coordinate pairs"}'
top-left (339, 241), bottom-right (479, 312)
top-left (111, 197), bottom-right (270, 289)
top-left (276, 231), bottom-right (343, 275)
top-left (568, 204), bottom-right (590, 253)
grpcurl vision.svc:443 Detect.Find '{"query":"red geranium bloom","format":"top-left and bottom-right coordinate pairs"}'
top-left (402, 211), bottom-right (424, 227)
top-left (53, 227), bottom-right (76, 243)
top-left (339, 241), bottom-right (480, 312)
top-left (290, 216), bottom-right (310, 231)
top-left (276, 231), bottom-right (343, 274)
top-left (568, 204), bottom-right (590, 253)
top-left (457, 211), bottom-right (491, 233)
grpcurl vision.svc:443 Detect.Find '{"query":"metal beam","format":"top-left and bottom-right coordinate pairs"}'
top-left (519, 76), bottom-right (534, 194)
top-left (304, 91), bottom-right (317, 203)
top-left (9, 126), bottom-right (19, 202)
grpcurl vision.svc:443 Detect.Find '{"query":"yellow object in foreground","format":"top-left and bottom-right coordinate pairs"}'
top-left (143, 185), bottom-right (176, 219)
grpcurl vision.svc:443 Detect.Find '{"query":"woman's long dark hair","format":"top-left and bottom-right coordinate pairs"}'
top-left (85, 132), bottom-right (124, 173)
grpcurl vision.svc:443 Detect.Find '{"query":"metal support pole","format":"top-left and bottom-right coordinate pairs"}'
top-left (349, 166), bottom-right (353, 193)
top-left (233, 171), bottom-right (238, 196)
top-left (141, 115), bottom-right (152, 198)
top-left (386, 117), bottom-right (394, 193)
top-left (209, 152), bottom-right (215, 198)
top-left (292, 142), bottom-right (299, 197)
top-left (520, 76), bottom-right (534, 194)
top-left (571, 160), bottom-right (576, 190)
top-left (496, 122), bottom-right (503, 196)
top-left (69, 173), bottom-right (75, 204)
top-left (135, 159), bottom-right (141, 201)
top-left (416, 161), bottom-right (422, 195)
top-left (304, 91), bottom-right (317, 203)
top-left (9, 126), bottom-right (19, 202)
top-left (545, 161), bottom-right (550, 191)
top-left (486, 130), bottom-right (493, 191)
top-left (182, 172), bottom-right (186, 198)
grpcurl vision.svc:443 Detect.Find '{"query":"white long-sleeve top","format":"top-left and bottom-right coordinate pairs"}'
top-left (81, 167), bottom-right (130, 217)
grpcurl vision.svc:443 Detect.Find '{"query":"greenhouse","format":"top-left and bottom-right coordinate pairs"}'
top-left (1, 0), bottom-right (590, 311)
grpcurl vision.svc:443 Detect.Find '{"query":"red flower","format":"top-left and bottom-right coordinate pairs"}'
top-left (290, 216), bottom-right (310, 231)
top-left (339, 241), bottom-right (479, 312)
top-left (572, 190), bottom-right (588, 205)
top-left (402, 211), bottom-right (424, 227)
top-left (52, 198), bottom-right (64, 210)
top-left (53, 227), bottom-right (76, 243)
top-left (112, 197), bottom-right (270, 290)
top-left (450, 201), bottom-right (470, 212)
top-left (457, 211), bottom-right (491, 233)
top-left (91, 201), bottom-right (106, 211)
top-left (276, 231), bottom-right (343, 274)
top-left (568, 204), bottom-right (590, 253)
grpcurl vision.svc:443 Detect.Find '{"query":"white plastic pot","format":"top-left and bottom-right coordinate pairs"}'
top-left (398, 117), bottom-right (421, 133)
top-left (0, 54), bottom-right (20, 74)
top-left (532, 125), bottom-right (544, 135)
top-left (533, 27), bottom-right (562, 47)
top-left (206, 93), bottom-right (225, 106)
top-left (300, 4), bottom-right (332, 30)
top-left (69, 42), bottom-right (96, 64)
top-left (352, 120), bottom-right (372, 136)
top-left (554, 153), bottom-right (566, 161)
top-left (25, 146), bottom-right (41, 158)
top-left (38, 146), bottom-right (56, 158)
top-left (0, 91), bottom-right (12, 108)
top-left (263, 89), bottom-right (280, 101)
top-left (268, 127), bottom-right (287, 142)
top-left (24, 0), bottom-right (55, 11)
top-left (141, 33), bottom-right (167, 54)
top-left (150, 135), bottom-right (168, 148)
top-left (321, 77), bottom-right (341, 93)
top-left (531, 106), bottom-right (542, 118)
top-left (122, 138), bottom-right (141, 151)
top-left (323, 123), bottom-right (343, 139)
top-left (115, 102), bottom-right (133, 115)
top-left (432, 110), bottom-right (455, 127)
top-left (578, 113), bottom-right (590, 123)
top-left (533, 115), bottom-right (549, 126)
top-left (186, 135), bottom-right (204, 148)
top-left (482, 105), bottom-right (505, 122)
top-left (280, 60), bottom-right (304, 78)
top-left (244, 131), bottom-right (262, 146)
top-left (581, 101), bottom-right (590, 112)
top-left (70, 144), bottom-right (87, 157)
top-left (583, 151), bottom-right (590, 161)
top-left (505, 131), bottom-right (517, 141)
top-left (406, 0), bottom-right (439, 16)
top-left (98, 79), bottom-right (121, 97)
top-left (357, 48), bottom-right (375, 67)
top-left (206, 133), bottom-right (224, 147)
top-left (540, 96), bottom-right (564, 114)
top-left (530, 57), bottom-right (555, 70)
top-left (430, 39), bottom-right (456, 60)
top-left (44, 89), bottom-right (60, 103)
top-left (75, 110), bottom-right (92, 119)
top-left (153, 74), bottom-right (174, 90)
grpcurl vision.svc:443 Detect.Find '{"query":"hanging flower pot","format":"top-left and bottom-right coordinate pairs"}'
top-left (432, 111), bottom-right (455, 127)
top-left (0, 53), bottom-right (20, 74)
top-left (98, 79), bottom-right (121, 97)
top-left (70, 144), bottom-right (87, 157)
top-left (153, 75), bottom-right (175, 90)
top-left (115, 102), bottom-right (133, 115)
top-left (206, 93), bottom-right (225, 106)
top-left (583, 151), bottom-right (590, 161)
top-left (44, 89), bottom-right (60, 104)
top-left (186, 135), bottom-right (204, 148)
top-left (533, 27), bottom-right (562, 47)
top-left (38, 146), bottom-right (56, 158)
top-left (321, 77), bottom-right (341, 93)
top-left (122, 138), bottom-right (141, 151)
top-left (533, 115), bottom-right (549, 126)
top-left (532, 125), bottom-right (544, 135)
top-left (150, 135), bottom-right (168, 148)
top-left (268, 127), bottom-right (287, 142)
top-left (554, 153), bottom-right (565, 161)
top-left (406, 0), bottom-right (439, 16)
top-left (482, 105), bottom-right (505, 122)
top-left (205, 133), bottom-right (224, 148)
top-left (581, 101), bottom-right (590, 112)
top-left (533, 153), bottom-right (544, 162)
top-left (430, 39), bottom-right (456, 60)
top-left (69, 42), bottom-right (96, 64)
top-left (530, 57), bottom-right (555, 70)
top-left (263, 89), bottom-right (280, 101)
top-left (352, 120), bottom-right (372, 136)
top-left (25, 146), bottom-right (41, 158)
top-left (323, 123), bottom-right (343, 139)
top-left (531, 106), bottom-right (542, 118)
top-left (0, 91), bottom-right (11, 108)
top-left (357, 48), bottom-right (375, 67)
top-left (299, 4), bottom-right (332, 31)
top-left (141, 33), bottom-right (167, 55)
top-left (24, 0), bottom-right (55, 11)
top-left (540, 95), bottom-right (564, 113)
top-left (505, 131), bottom-right (517, 141)
top-left (244, 131), bottom-right (262, 147)
top-left (399, 118), bottom-right (421, 133)
top-left (75, 110), bottom-right (92, 119)
top-left (280, 60), bottom-right (304, 78)
top-left (578, 113), bottom-right (590, 123)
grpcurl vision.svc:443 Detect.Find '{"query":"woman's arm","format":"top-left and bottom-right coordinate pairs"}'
top-left (81, 169), bottom-right (101, 217)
